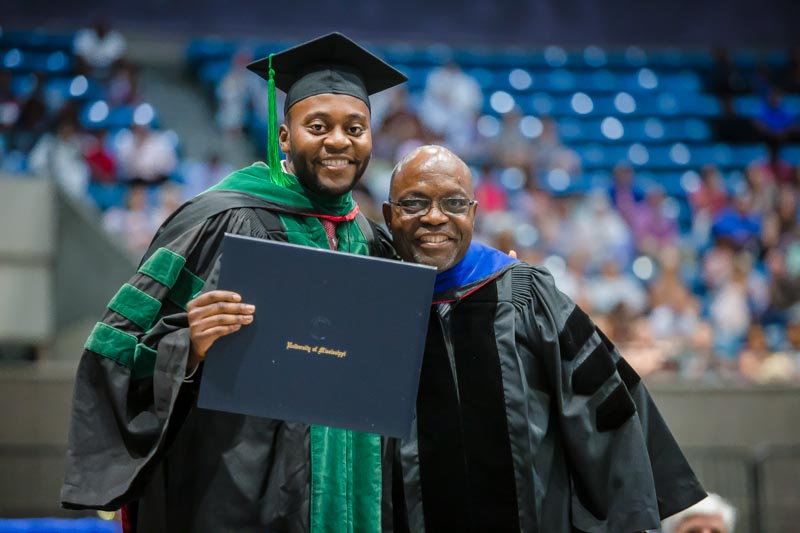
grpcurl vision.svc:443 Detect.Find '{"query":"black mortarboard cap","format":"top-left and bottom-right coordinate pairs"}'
top-left (247, 32), bottom-right (407, 113)
top-left (246, 33), bottom-right (407, 187)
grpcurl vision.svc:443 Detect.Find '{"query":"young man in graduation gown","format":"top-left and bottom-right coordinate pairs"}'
top-left (61, 33), bottom-right (405, 532)
top-left (382, 145), bottom-right (706, 533)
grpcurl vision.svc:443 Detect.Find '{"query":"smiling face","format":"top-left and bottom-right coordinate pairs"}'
top-left (279, 93), bottom-right (372, 197)
top-left (383, 146), bottom-right (477, 272)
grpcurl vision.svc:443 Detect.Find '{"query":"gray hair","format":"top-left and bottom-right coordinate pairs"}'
top-left (660, 493), bottom-right (737, 533)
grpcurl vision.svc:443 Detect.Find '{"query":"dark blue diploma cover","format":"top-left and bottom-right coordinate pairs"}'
top-left (197, 234), bottom-right (436, 438)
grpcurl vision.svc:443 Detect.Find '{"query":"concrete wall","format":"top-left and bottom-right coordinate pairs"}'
top-left (51, 185), bottom-right (135, 361)
top-left (0, 176), bottom-right (134, 359)
top-left (0, 178), bottom-right (55, 346)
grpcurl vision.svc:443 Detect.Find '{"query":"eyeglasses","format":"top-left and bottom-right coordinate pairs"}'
top-left (388, 197), bottom-right (477, 216)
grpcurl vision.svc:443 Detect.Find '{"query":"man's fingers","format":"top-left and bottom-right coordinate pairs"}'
top-left (191, 313), bottom-right (254, 333)
top-left (187, 290), bottom-right (243, 311)
top-left (508, 249), bottom-right (518, 259)
top-left (187, 302), bottom-right (256, 323)
top-left (193, 324), bottom-right (244, 357)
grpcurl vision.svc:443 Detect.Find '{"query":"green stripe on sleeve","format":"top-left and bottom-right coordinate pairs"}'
top-left (84, 322), bottom-right (137, 368)
top-left (108, 284), bottom-right (162, 330)
top-left (139, 247), bottom-right (186, 288)
top-left (168, 268), bottom-right (205, 310)
top-left (132, 343), bottom-right (158, 380)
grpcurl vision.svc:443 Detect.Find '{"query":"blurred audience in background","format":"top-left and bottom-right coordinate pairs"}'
top-left (2, 29), bottom-right (800, 385)
top-left (74, 18), bottom-right (127, 81)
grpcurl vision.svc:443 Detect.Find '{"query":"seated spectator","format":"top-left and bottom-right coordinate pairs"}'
top-left (702, 235), bottom-right (737, 293)
top-left (618, 314), bottom-right (669, 379)
top-left (28, 118), bottom-right (89, 201)
top-left (739, 323), bottom-right (772, 381)
top-left (550, 251), bottom-right (591, 310)
top-left (153, 183), bottom-right (184, 227)
top-left (117, 124), bottom-right (178, 185)
top-left (786, 306), bottom-right (800, 365)
top-left (570, 190), bottom-right (634, 269)
top-left (750, 141), bottom-right (796, 186)
top-left (689, 164), bottom-right (730, 247)
top-left (374, 89), bottom-right (431, 162)
top-left (753, 86), bottom-right (799, 145)
top-left (709, 48), bottom-right (749, 115)
top-left (689, 164), bottom-right (729, 216)
top-left (512, 179), bottom-right (571, 255)
top-left (709, 252), bottom-right (755, 363)
top-left (764, 246), bottom-right (800, 320)
top-left (494, 108), bottom-right (534, 170)
top-left (107, 60), bottom-right (140, 106)
top-left (74, 19), bottom-right (127, 78)
top-left (531, 117), bottom-right (581, 177)
top-left (660, 493), bottom-right (736, 533)
top-left (9, 85), bottom-right (49, 154)
top-left (711, 191), bottom-right (762, 252)
top-left (649, 246), bottom-right (702, 344)
top-left (474, 164), bottom-right (508, 214)
top-left (180, 152), bottom-right (235, 200)
top-left (608, 161), bottom-right (645, 215)
top-left (0, 70), bottom-right (19, 127)
top-left (419, 61), bottom-right (481, 154)
top-left (587, 257), bottom-right (648, 315)
top-left (627, 185), bottom-right (679, 255)
top-left (744, 163), bottom-right (780, 217)
top-left (102, 185), bottom-right (159, 257)
top-left (216, 50), bottom-right (253, 137)
top-left (84, 129), bottom-right (117, 185)
top-left (762, 187), bottom-right (799, 250)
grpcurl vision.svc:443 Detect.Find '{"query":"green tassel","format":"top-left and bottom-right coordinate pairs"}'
top-left (267, 54), bottom-right (292, 187)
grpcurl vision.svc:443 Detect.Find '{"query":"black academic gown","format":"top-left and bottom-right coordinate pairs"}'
top-left (392, 261), bottom-right (705, 533)
top-left (61, 190), bottom-right (395, 532)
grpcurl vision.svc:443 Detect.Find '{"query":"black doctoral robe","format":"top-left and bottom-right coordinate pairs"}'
top-left (61, 164), bottom-right (396, 532)
top-left (392, 243), bottom-right (705, 533)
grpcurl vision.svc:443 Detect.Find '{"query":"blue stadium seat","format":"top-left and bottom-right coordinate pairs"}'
top-left (465, 67), bottom-right (497, 90)
top-left (88, 182), bottom-right (127, 211)
top-left (540, 69), bottom-right (576, 92)
top-left (198, 59), bottom-right (231, 85)
top-left (733, 96), bottom-right (762, 117)
top-left (647, 145), bottom-right (692, 169)
top-left (658, 71), bottom-right (703, 93)
top-left (2, 49), bottom-right (74, 75)
top-left (10, 73), bottom-right (38, 97)
top-left (675, 93), bottom-right (721, 117)
top-left (383, 44), bottom-right (451, 66)
top-left (494, 48), bottom-right (537, 69)
top-left (780, 144), bottom-right (800, 164)
top-left (0, 30), bottom-right (75, 52)
top-left (574, 143), bottom-right (629, 169)
top-left (646, 49), bottom-right (713, 70)
top-left (402, 66), bottom-right (430, 91)
top-left (454, 48), bottom-right (499, 68)
top-left (517, 92), bottom-right (555, 115)
top-left (43, 76), bottom-right (104, 102)
top-left (186, 38), bottom-right (237, 68)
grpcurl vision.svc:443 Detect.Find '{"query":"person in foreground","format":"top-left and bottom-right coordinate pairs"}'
top-left (382, 145), bottom-right (706, 533)
top-left (660, 493), bottom-right (736, 533)
top-left (61, 33), bottom-right (404, 532)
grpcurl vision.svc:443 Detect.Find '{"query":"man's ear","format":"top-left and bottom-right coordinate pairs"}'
top-left (381, 202), bottom-right (392, 232)
top-left (278, 123), bottom-right (290, 154)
